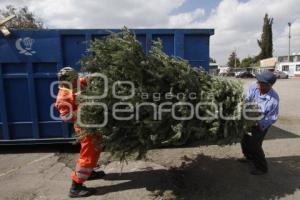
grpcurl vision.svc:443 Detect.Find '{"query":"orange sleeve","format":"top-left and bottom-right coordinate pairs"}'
top-left (55, 88), bottom-right (77, 122)
top-left (79, 77), bottom-right (87, 88)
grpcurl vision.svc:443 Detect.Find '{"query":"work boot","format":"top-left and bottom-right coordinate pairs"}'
top-left (87, 170), bottom-right (106, 180)
top-left (69, 181), bottom-right (96, 198)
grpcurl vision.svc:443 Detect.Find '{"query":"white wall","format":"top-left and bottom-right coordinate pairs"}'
top-left (218, 66), bottom-right (229, 74)
top-left (276, 62), bottom-right (300, 77)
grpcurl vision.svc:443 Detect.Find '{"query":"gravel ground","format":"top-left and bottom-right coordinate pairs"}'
top-left (0, 78), bottom-right (299, 200)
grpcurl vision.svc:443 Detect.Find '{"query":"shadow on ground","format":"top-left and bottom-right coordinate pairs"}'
top-left (265, 125), bottom-right (300, 140)
top-left (94, 155), bottom-right (300, 200)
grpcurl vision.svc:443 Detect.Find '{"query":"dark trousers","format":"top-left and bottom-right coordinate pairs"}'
top-left (241, 125), bottom-right (269, 172)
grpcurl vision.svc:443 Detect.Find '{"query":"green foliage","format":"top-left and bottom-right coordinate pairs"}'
top-left (240, 56), bottom-right (256, 68)
top-left (210, 57), bottom-right (216, 63)
top-left (227, 51), bottom-right (240, 68)
top-left (257, 13), bottom-right (273, 59)
top-left (0, 5), bottom-right (44, 29)
top-left (77, 28), bottom-right (255, 161)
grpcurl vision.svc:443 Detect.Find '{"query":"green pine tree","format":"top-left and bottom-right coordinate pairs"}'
top-left (257, 13), bottom-right (273, 60)
top-left (227, 51), bottom-right (240, 68)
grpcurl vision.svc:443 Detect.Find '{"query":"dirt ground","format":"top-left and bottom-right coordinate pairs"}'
top-left (0, 78), bottom-right (299, 200)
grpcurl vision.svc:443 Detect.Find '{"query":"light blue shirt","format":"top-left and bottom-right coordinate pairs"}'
top-left (245, 81), bottom-right (279, 131)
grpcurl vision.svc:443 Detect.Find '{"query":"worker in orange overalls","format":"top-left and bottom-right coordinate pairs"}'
top-left (55, 67), bottom-right (105, 198)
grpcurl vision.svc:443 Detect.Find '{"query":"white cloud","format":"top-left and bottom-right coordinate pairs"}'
top-left (1, 0), bottom-right (299, 65)
top-left (168, 8), bottom-right (205, 28)
top-left (1, 0), bottom-right (186, 28)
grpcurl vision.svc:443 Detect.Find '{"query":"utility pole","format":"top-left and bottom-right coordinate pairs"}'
top-left (288, 22), bottom-right (291, 62)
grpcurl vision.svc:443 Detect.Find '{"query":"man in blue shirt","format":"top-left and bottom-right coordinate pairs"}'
top-left (239, 71), bottom-right (279, 175)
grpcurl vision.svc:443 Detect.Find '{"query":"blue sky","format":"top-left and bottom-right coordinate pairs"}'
top-left (172, 0), bottom-right (249, 20)
top-left (172, 0), bottom-right (222, 16)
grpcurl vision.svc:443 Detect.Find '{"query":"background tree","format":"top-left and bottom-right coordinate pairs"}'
top-left (257, 13), bottom-right (273, 60)
top-left (240, 56), bottom-right (256, 68)
top-left (227, 51), bottom-right (240, 68)
top-left (210, 57), bottom-right (217, 63)
top-left (0, 5), bottom-right (44, 29)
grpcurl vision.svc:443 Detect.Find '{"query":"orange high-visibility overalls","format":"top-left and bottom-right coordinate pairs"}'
top-left (55, 77), bottom-right (101, 183)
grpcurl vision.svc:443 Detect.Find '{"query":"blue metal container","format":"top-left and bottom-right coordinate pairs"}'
top-left (0, 29), bottom-right (214, 144)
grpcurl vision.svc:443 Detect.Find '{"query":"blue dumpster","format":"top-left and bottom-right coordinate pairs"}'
top-left (0, 29), bottom-right (214, 145)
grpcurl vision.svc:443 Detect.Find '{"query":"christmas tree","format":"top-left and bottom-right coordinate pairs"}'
top-left (76, 28), bottom-right (256, 160)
